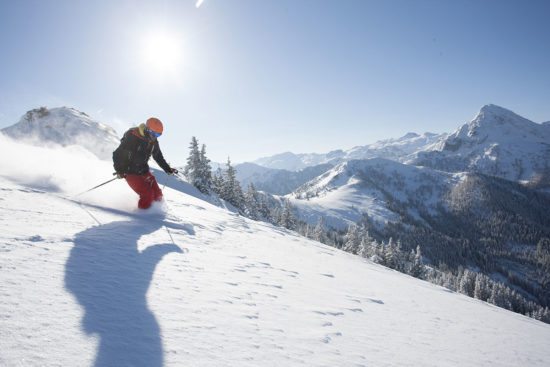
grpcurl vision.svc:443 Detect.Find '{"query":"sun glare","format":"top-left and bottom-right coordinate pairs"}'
top-left (140, 30), bottom-right (184, 80)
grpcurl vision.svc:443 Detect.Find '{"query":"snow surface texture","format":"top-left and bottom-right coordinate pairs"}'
top-left (1, 107), bottom-right (120, 160)
top-left (1, 137), bottom-right (550, 367)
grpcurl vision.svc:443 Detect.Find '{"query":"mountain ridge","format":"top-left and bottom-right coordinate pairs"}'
top-left (249, 105), bottom-right (549, 190)
top-left (409, 104), bottom-right (550, 185)
top-left (252, 131), bottom-right (443, 171)
top-left (1, 106), bottom-right (120, 160)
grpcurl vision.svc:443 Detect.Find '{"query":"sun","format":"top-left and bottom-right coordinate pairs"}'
top-left (140, 29), bottom-right (184, 79)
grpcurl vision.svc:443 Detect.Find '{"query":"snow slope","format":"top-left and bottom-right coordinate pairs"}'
top-left (1, 106), bottom-right (120, 160)
top-left (2, 139), bottom-right (550, 366)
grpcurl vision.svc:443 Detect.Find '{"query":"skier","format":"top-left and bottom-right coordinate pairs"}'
top-left (113, 117), bottom-right (178, 209)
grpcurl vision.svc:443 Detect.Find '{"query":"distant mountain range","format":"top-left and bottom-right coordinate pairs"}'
top-left (252, 131), bottom-right (443, 171)
top-left (235, 162), bottom-right (334, 195)
top-left (281, 104), bottom-right (550, 229)
top-left (236, 130), bottom-right (444, 196)
top-left (238, 104), bottom-right (550, 197)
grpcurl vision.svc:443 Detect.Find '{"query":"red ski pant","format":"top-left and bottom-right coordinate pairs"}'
top-left (125, 172), bottom-right (163, 209)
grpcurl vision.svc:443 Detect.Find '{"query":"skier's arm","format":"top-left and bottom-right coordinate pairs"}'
top-left (112, 132), bottom-right (133, 174)
top-left (152, 141), bottom-right (173, 173)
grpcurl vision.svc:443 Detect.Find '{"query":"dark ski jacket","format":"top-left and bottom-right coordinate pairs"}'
top-left (113, 124), bottom-right (171, 175)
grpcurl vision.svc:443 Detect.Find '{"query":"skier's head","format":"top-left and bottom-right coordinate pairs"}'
top-left (145, 117), bottom-right (163, 138)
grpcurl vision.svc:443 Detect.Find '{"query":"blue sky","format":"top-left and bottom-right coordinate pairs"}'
top-left (1, 0), bottom-right (549, 163)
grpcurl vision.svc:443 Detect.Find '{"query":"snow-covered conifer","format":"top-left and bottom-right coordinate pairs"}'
top-left (343, 224), bottom-right (360, 254)
top-left (410, 245), bottom-right (424, 278)
top-left (279, 199), bottom-right (297, 230)
top-left (211, 168), bottom-right (225, 196)
top-left (197, 144), bottom-right (213, 193)
top-left (474, 274), bottom-right (489, 301)
top-left (384, 238), bottom-right (397, 269)
top-left (183, 136), bottom-right (201, 188)
top-left (313, 217), bottom-right (326, 243)
top-left (222, 157), bottom-right (245, 211)
top-left (358, 237), bottom-right (369, 258)
top-left (244, 183), bottom-right (261, 220)
top-left (183, 137), bottom-right (213, 194)
top-left (459, 270), bottom-right (476, 297)
top-left (257, 195), bottom-right (272, 221)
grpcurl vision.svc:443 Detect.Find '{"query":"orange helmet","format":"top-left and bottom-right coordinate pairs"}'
top-left (146, 117), bottom-right (164, 134)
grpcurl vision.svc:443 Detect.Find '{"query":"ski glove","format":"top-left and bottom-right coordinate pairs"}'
top-left (167, 167), bottom-right (178, 175)
top-left (115, 172), bottom-right (126, 179)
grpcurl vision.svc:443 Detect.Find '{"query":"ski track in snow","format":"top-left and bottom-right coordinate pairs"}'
top-left (1, 177), bottom-right (550, 367)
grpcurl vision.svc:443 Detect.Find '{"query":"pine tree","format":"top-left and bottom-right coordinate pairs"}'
top-left (384, 238), bottom-right (397, 269)
top-left (257, 195), bottom-right (272, 222)
top-left (279, 199), bottom-right (296, 230)
top-left (459, 270), bottom-right (476, 297)
top-left (410, 245), bottom-right (424, 278)
top-left (183, 137), bottom-right (213, 194)
top-left (473, 273), bottom-right (490, 301)
top-left (183, 136), bottom-right (201, 188)
top-left (197, 144), bottom-right (212, 193)
top-left (395, 239), bottom-right (405, 271)
top-left (222, 157), bottom-right (245, 210)
top-left (313, 217), bottom-right (326, 243)
top-left (343, 224), bottom-right (360, 254)
top-left (211, 168), bottom-right (225, 196)
top-left (489, 283), bottom-right (511, 309)
top-left (358, 237), bottom-right (369, 258)
top-left (373, 241), bottom-right (386, 265)
top-left (359, 231), bottom-right (375, 258)
top-left (244, 183), bottom-right (261, 220)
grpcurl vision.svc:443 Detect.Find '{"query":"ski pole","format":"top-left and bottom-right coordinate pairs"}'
top-left (161, 173), bottom-right (170, 191)
top-left (74, 174), bottom-right (120, 197)
top-left (172, 171), bottom-right (186, 183)
top-left (163, 168), bottom-right (184, 190)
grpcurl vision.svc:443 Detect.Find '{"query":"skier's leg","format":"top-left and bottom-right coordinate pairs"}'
top-left (125, 174), bottom-right (155, 209)
top-left (146, 172), bottom-right (163, 202)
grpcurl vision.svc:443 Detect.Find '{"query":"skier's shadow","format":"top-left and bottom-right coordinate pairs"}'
top-left (65, 217), bottom-right (190, 367)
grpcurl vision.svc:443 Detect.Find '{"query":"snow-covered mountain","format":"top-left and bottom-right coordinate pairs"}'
top-left (235, 162), bottom-right (334, 195)
top-left (1, 137), bottom-right (550, 366)
top-left (345, 132), bottom-right (443, 161)
top-left (252, 105), bottom-right (549, 192)
top-left (253, 150), bottom-right (345, 171)
top-left (287, 158), bottom-right (464, 229)
top-left (409, 104), bottom-right (550, 185)
top-left (252, 132), bottom-right (443, 171)
top-left (1, 106), bottom-right (120, 160)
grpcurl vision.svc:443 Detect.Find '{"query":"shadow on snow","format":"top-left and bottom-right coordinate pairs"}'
top-left (65, 215), bottom-right (191, 367)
